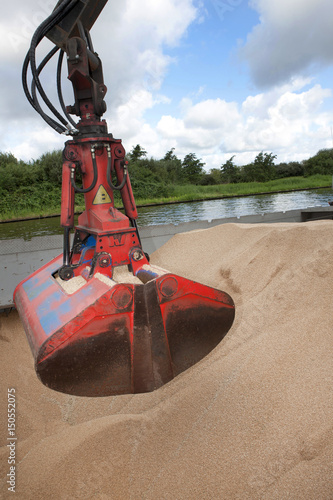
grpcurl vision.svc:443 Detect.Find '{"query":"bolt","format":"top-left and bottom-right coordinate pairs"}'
top-left (132, 250), bottom-right (143, 261)
top-left (99, 257), bottom-right (110, 268)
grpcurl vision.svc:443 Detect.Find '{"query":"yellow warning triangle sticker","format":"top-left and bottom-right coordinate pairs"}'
top-left (92, 185), bottom-right (112, 205)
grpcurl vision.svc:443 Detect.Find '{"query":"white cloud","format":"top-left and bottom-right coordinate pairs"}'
top-left (0, 0), bottom-right (198, 161)
top-left (106, 89), bottom-right (170, 142)
top-left (240, 0), bottom-right (333, 87)
top-left (1, 0), bottom-right (332, 173)
top-left (184, 99), bottom-right (240, 130)
top-left (94, 0), bottom-right (198, 106)
top-left (153, 81), bottom-right (333, 168)
top-left (3, 120), bottom-right (64, 161)
top-left (6, 80), bottom-right (331, 169)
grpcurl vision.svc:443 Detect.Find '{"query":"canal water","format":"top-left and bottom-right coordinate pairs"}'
top-left (0, 188), bottom-right (332, 241)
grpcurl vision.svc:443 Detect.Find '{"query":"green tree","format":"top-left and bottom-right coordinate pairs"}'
top-left (0, 152), bottom-right (45, 191)
top-left (128, 144), bottom-right (147, 162)
top-left (182, 153), bottom-right (205, 184)
top-left (304, 148), bottom-right (333, 176)
top-left (206, 168), bottom-right (222, 185)
top-left (36, 150), bottom-right (63, 185)
top-left (275, 161), bottom-right (304, 178)
top-left (220, 155), bottom-right (240, 183)
top-left (242, 152), bottom-right (276, 182)
top-left (163, 148), bottom-right (177, 161)
top-left (160, 148), bottom-right (183, 183)
top-left (0, 152), bottom-right (18, 167)
top-left (126, 161), bottom-right (168, 199)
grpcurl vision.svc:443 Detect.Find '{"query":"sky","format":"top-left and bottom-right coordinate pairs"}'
top-left (1, 0), bottom-right (333, 170)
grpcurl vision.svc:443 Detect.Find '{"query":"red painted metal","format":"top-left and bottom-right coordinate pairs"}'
top-left (59, 134), bottom-right (145, 278)
top-left (14, 1), bottom-right (235, 396)
top-left (14, 256), bottom-right (235, 396)
top-left (14, 122), bottom-right (236, 396)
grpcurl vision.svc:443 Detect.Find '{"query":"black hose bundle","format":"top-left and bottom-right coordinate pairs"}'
top-left (22, 0), bottom-right (79, 134)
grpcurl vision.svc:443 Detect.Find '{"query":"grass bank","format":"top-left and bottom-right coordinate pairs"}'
top-left (134, 175), bottom-right (332, 206)
top-left (0, 175), bottom-right (331, 222)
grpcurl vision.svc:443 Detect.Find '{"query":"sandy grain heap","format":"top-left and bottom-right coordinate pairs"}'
top-left (1, 221), bottom-right (332, 499)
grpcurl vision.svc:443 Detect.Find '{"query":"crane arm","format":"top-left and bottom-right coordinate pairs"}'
top-left (23, 0), bottom-right (109, 135)
top-left (46, 0), bottom-right (108, 50)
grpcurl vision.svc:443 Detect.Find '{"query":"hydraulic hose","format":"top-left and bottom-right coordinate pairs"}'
top-left (23, 0), bottom-right (72, 103)
top-left (70, 145), bottom-right (99, 194)
top-left (22, 50), bottom-right (66, 134)
top-left (29, 0), bottom-right (78, 127)
top-left (106, 145), bottom-right (128, 191)
top-left (22, 0), bottom-right (79, 133)
top-left (30, 46), bottom-right (66, 133)
top-left (56, 49), bottom-right (77, 128)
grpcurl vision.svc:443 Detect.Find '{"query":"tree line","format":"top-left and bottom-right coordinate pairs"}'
top-left (0, 146), bottom-right (333, 201)
top-left (218, 150), bottom-right (333, 184)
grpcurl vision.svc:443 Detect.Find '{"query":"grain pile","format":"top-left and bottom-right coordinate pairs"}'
top-left (1, 221), bottom-right (332, 499)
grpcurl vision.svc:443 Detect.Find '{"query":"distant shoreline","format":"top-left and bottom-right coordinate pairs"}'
top-left (0, 184), bottom-right (331, 224)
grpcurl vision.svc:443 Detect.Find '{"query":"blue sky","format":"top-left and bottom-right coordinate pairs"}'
top-left (145, 2), bottom-right (260, 124)
top-left (1, 0), bottom-right (333, 170)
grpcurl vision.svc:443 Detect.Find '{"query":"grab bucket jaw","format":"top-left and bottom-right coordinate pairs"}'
top-left (14, 256), bottom-right (235, 397)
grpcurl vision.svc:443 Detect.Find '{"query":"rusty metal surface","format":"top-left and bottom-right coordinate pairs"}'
top-left (14, 259), bottom-right (235, 396)
top-left (46, 0), bottom-right (108, 50)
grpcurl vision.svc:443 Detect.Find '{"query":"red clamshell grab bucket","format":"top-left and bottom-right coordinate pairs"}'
top-left (14, 255), bottom-right (235, 397)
